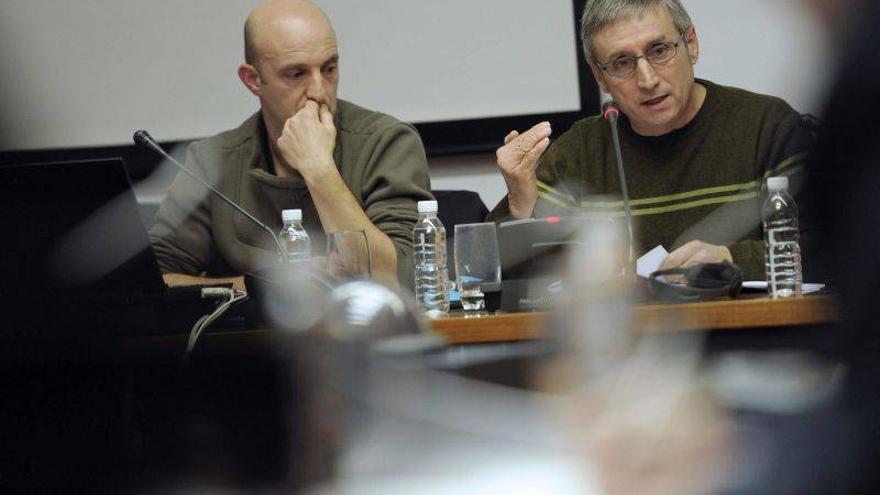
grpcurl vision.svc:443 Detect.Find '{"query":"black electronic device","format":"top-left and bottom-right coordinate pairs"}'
top-left (497, 216), bottom-right (587, 281)
top-left (0, 158), bottom-right (220, 348)
top-left (647, 262), bottom-right (744, 303)
top-left (0, 158), bottom-right (166, 296)
top-left (489, 216), bottom-right (602, 312)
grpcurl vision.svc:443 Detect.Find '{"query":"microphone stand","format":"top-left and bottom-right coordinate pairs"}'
top-left (603, 106), bottom-right (637, 280)
top-left (133, 130), bottom-right (286, 264)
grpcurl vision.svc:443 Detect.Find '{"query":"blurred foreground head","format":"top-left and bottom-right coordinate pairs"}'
top-left (539, 216), bottom-right (734, 495)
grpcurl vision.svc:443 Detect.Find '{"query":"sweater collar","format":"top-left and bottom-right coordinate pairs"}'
top-left (620, 78), bottom-right (717, 145)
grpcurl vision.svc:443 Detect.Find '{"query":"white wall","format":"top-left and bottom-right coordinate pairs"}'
top-left (3, 1), bottom-right (828, 208)
top-left (688, 0), bottom-right (829, 114)
top-left (0, 0), bottom-right (580, 150)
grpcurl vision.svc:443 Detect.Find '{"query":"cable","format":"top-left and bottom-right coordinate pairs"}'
top-left (184, 287), bottom-right (248, 359)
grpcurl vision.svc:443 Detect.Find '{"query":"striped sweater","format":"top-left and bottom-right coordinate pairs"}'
top-left (489, 79), bottom-right (816, 280)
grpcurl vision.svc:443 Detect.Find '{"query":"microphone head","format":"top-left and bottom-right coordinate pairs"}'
top-left (603, 106), bottom-right (620, 121)
top-left (132, 129), bottom-right (156, 149)
top-left (600, 92), bottom-right (620, 121)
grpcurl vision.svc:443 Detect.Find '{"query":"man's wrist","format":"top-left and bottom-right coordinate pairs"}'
top-left (508, 197), bottom-right (536, 219)
top-left (507, 187), bottom-right (538, 220)
top-left (301, 158), bottom-right (340, 185)
top-left (298, 155), bottom-right (334, 176)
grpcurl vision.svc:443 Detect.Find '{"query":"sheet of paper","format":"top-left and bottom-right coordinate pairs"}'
top-left (741, 281), bottom-right (825, 294)
top-left (637, 245), bottom-right (669, 278)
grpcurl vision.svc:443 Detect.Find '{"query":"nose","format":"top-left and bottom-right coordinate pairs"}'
top-left (306, 70), bottom-right (328, 105)
top-left (635, 57), bottom-right (660, 91)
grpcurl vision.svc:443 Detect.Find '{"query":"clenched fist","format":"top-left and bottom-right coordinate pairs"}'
top-left (277, 100), bottom-right (337, 180)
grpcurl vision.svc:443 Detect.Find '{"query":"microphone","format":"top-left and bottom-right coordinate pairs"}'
top-left (133, 130), bottom-right (286, 263)
top-left (601, 92), bottom-right (621, 122)
top-left (599, 94), bottom-right (636, 278)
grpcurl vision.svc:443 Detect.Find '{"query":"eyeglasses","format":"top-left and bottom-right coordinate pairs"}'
top-left (595, 32), bottom-right (688, 79)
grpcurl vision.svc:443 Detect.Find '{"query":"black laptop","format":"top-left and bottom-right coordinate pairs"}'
top-left (0, 158), bottom-right (167, 296)
top-left (0, 159), bottom-right (223, 343)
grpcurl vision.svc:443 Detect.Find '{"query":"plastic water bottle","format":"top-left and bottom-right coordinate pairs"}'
top-left (413, 200), bottom-right (450, 317)
top-left (762, 177), bottom-right (802, 298)
top-left (279, 209), bottom-right (311, 266)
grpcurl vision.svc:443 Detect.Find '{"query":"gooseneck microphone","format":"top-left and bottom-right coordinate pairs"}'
top-left (600, 94), bottom-right (636, 278)
top-left (133, 130), bottom-right (286, 263)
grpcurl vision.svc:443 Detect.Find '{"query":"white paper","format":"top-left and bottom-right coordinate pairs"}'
top-left (742, 281), bottom-right (825, 294)
top-left (637, 245), bottom-right (669, 278)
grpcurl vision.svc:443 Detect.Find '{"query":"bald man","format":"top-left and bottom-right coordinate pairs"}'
top-left (149, 0), bottom-right (432, 289)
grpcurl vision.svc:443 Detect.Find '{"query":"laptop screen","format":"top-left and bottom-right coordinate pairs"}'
top-left (0, 158), bottom-right (166, 296)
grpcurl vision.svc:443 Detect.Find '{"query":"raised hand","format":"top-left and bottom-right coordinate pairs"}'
top-left (495, 121), bottom-right (552, 219)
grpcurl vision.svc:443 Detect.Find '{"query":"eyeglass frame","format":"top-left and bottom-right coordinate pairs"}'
top-left (593, 31), bottom-right (690, 79)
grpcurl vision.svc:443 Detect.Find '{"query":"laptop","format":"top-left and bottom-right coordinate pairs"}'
top-left (0, 158), bottom-right (221, 341)
top-left (0, 158), bottom-right (166, 296)
top-left (497, 216), bottom-right (588, 281)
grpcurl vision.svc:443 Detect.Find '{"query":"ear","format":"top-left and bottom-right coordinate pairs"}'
top-left (685, 26), bottom-right (699, 65)
top-left (238, 63), bottom-right (263, 97)
top-left (588, 61), bottom-right (609, 94)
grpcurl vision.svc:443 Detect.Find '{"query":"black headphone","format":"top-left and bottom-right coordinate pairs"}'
top-left (647, 262), bottom-right (743, 303)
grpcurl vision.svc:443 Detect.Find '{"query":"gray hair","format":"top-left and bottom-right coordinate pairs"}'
top-left (580, 0), bottom-right (694, 62)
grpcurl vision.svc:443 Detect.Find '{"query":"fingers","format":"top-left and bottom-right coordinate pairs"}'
top-left (659, 240), bottom-right (702, 271)
top-left (319, 104), bottom-right (334, 127)
top-left (295, 99), bottom-right (319, 119)
top-left (501, 122), bottom-right (551, 151)
top-left (659, 241), bottom-right (732, 272)
top-left (516, 121), bottom-right (552, 151)
top-left (497, 122), bottom-right (551, 167)
top-left (522, 137), bottom-right (551, 171)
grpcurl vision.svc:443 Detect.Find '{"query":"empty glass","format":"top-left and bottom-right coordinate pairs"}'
top-left (454, 222), bottom-right (501, 312)
top-left (327, 230), bottom-right (372, 281)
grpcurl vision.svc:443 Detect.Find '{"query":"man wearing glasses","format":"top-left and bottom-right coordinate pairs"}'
top-left (490, 0), bottom-right (815, 280)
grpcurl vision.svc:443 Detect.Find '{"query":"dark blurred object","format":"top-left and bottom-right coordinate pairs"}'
top-left (0, 159), bottom-right (216, 361)
top-left (806, 0), bottom-right (880, 491)
top-left (725, 1), bottom-right (880, 492)
top-left (0, 158), bottom-right (165, 295)
top-left (648, 262), bottom-right (743, 303)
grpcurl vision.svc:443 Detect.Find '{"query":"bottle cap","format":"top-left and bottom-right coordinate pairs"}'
top-left (282, 209), bottom-right (302, 222)
top-left (417, 200), bottom-right (438, 213)
top-left (767, 176), bottom-right (789, 192)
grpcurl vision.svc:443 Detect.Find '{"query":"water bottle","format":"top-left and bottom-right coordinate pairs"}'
top-left (413, 200), bottom-right (450, 317)
top-left (279, 209), bottom-right (311, 266)
top-left (762, 177), bottom-right (802, 298)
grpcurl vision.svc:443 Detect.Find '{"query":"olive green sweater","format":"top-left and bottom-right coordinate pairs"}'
top-left (149, 100), bottom-right (433, 285)
top-left (489, 80), bottom-right (816, 280)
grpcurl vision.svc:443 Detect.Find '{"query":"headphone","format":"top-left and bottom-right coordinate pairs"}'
top-left (647, 262), bottom-right (743, 303)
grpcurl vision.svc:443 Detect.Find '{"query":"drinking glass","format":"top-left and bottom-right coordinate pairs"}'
top-left (454, 222), bottom-right (501, 312)
top-left (327, 230), bottom-right (372, 281)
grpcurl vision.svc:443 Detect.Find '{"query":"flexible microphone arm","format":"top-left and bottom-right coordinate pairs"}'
top-left (133, 130), bottom-right (286, 263)
top-left (602, 102), bottom-right (637, 278)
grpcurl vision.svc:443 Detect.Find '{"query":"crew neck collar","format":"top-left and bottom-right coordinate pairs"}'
top-left (620, 79), bottom-right (715, 144)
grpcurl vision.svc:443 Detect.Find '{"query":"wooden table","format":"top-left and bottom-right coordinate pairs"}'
top-left (122, 294), bottom-right (838, 357)
top-left (429, 294), bottom-right (838, 345)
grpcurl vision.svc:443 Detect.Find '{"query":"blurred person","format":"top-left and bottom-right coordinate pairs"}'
top-left (801, 0), bottom-right (880, 490)
top-left (150, 0), bottom-right (432, 290)
top-left (489, 0), bottom-right (818, 280)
